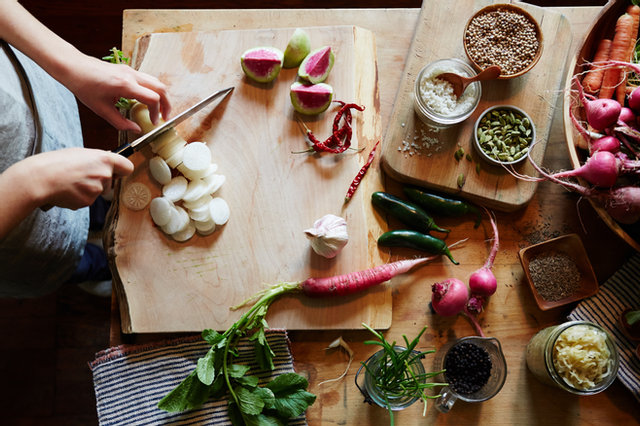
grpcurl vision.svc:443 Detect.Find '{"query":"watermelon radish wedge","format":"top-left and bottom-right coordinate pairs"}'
top-left (290, 82), bottom-right (333, 115)
top-left (298, 46), bottom-right (335, 84)
top-left (240, 47), bottom-right (284, 83)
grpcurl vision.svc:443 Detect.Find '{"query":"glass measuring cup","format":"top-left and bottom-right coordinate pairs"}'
top-left (433, 336), bottom-right (507, 413)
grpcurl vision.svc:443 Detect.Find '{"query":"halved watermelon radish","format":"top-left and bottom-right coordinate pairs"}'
top-left (290, 82), bottom-right (333, 115)
top-left (298, 46), bottom-right (335, 84)
top-left (240, 47), bottom-right (284, 83)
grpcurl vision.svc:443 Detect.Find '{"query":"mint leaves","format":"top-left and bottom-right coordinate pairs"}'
top-left (157, 284), bottom-right (315, 425)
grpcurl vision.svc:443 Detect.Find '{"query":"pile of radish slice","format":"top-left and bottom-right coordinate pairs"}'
top-left (126, 102), bottom-right (230, 242)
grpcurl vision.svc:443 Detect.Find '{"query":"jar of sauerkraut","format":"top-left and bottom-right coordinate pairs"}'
top-left (526, 321), bottom-right (619, 395)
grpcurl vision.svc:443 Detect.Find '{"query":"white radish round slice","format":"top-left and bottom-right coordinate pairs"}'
top-left (209, 197), bottom-right (230, 225)
top-left (165, 145), bottom-right (186, 168)
top-left (188, 203), bottom-right (212, 222)
top-left (172, 221), bottom-right (196, 242)
top-left (183, 194), bottom-right (212, 210)
top-left (182, 142), bottom-right (212, 174)
top-left (204, 174), bottom-right (226, 195)
top-left (161, 206), bottom-right (190, 235)
top-left (194, 218), bottom-right (216, 235)
top-left (149, 156), bottom-right (172, 185)
top-left (201, 163), bottom-right (218, 178)
top-left (149, 197), bottom-right (174, 226)
top-left (162, 176), bottom-right (188, 202)
top-left (122, 182), bottom-right (151, 211)
top-left (182, 179), bottom-right (209, 203)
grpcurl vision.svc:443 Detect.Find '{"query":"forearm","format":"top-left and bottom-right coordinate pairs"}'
top-left (0, 160), bottom-right (43, 240)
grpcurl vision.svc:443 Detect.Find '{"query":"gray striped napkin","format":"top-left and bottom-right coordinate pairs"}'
top-left (568, 253), bottom-right (640, 402)
top-left (90, 330), bottom-right (307, 425)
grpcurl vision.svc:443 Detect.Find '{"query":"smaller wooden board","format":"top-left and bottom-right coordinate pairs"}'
top-left (381, 0), bottom-right (572, 212)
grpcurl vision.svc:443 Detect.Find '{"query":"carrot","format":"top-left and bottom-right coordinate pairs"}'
top-left (616, 5), bottom-right (640, 103)
top-left (600, 13), bottom-right (634, 100)
top-left (583, 38), bottom-right (611, 95)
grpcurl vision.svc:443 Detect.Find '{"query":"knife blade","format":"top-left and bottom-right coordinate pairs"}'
top-left (114, 86), bottom-right (234, 157)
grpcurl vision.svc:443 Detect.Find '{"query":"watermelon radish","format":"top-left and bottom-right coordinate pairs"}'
top-left (240, 47), bottom-right (284, 83)
top-left (283, 28), bottom-right (311, 69)
top-left (290, 82), bottom-right (333, 115)
top-left (298, 46), bottom-right (335, 84)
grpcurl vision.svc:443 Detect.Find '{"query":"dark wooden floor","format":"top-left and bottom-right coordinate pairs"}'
top-left (1, 1), bottom-right (607, 424)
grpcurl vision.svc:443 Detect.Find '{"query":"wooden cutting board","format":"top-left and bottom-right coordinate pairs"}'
top-left (381, 0), bottom-right (572, 212)
top-left (106, 26), bottom-right (389, 333)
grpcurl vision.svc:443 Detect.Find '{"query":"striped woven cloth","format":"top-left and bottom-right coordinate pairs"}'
top-left (568, 253), bottom-right (640, 402)
top-left (90, 330), bottom-right (307, 425)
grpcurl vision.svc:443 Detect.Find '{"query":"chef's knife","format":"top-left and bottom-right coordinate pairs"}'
top-left (114, 86), bottom-right (234, 157)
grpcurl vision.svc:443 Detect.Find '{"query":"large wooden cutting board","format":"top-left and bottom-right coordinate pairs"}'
top-left (107, 26), bottom-right (389, 333)
top-left (381, 0), bottom-right (572, 212)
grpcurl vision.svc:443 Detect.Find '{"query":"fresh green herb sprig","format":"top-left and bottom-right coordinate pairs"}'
top-left (361, 324), bottom-right (447, 426)
top-left (157, 283), bottom-right (316, 425)
top-left (102, 47), bottom-right (135, 110)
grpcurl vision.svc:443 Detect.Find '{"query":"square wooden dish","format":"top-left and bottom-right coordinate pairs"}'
top-left (518, 233), bottom-right (598, 310)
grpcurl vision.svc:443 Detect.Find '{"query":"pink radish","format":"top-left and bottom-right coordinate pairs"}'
top-left (573, 75), bottom-right (621, 131)
top-left (629, 85), bottom-right (640, 112)
top-left (552, 150), bottom-right (619, 188)
top-left (590, 135), bottom-right (621, 154)
top-left (468, 208), bottom-right (499, 299)
top-left (431, 278), bottom-right (469, 317)
top-left (619, 107), bottom-right (636, 126)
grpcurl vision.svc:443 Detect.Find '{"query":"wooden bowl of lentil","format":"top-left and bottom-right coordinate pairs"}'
top-left (518, 233), bottom-right (599, 311)
top-left (463, 3), bottom-right (543, 79)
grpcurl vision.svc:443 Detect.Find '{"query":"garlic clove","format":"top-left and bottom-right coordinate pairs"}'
top-left (304, 214), bottom-right (349, 258)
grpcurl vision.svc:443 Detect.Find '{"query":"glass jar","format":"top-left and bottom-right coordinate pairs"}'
top-left (355, 346), bottom-right (426, 410)
top-left (413, 58), bottom-right (481, 128)
top-left (526, 321), bottom-right (619, 395)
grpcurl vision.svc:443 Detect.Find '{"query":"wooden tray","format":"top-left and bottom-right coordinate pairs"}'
top-left (106, 26), bottom-right (390, 333)
top-left (563, 0), bottom-right (640, 252)
top-left (381, 0), bottom-right (572, 212)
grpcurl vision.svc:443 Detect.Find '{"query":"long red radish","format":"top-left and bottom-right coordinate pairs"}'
top-left (468, 208), bottom-right (499, 299)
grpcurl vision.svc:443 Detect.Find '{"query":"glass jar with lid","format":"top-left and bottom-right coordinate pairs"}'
top-left (413, 58), bottom-right (481, 128)
top-left (525, 320), bottom-right (619, 395)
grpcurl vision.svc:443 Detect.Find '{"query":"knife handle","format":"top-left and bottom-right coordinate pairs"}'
top-left (112, 143), bottom-right (135, 157)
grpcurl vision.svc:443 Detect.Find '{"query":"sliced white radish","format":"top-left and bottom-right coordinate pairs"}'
top-left (165, 145), bottom-right (187, 168)
top-left (122, 182), bottom-right (151, 211)
top-left (201, 163), bottom-right (219, 178)
top-left (182, 142), bottom-right (212, 174)
top-left (204, 174), bottom-right (226, 195)
top-left (149, 197), bottom-right (174, 226)
top-left (150, 129), bottom-right (181, 153)
top-left (149, 156), bottom-right (172, 185)
top-left (162, 176), bottom-right (188, 202)
top-left (188, 203), bottom-right (212, 222)
top-left (183, 194), bottom-right (212, 210)
top-left (161, 206), bottom-right (190, 235)
top-left (194, 218), bottom-right (216, 234)
top-left (209, 197), bottom-right (230, 225)
top-left (182, 179), bottom-right (209, 203)
top-left (172, 221), bottom-right (196, 242)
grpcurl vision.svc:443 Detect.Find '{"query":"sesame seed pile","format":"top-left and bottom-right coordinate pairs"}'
top-left (465, 8), bottom-right (539, 75)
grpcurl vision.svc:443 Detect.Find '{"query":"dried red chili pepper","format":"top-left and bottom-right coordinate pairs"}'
top-left (344, 140), bottom-right (380, 203)
top-left (294, 101), bottom-right (364, 154)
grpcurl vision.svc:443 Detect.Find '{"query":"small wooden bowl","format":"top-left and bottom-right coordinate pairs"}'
top-left (463, 3), bottom-right (543, 79)
top-left (518, 234), bottom-right (598, 311)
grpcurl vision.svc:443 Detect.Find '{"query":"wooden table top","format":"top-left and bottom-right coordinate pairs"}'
top-left (112, 5), bottom-right (639, 424)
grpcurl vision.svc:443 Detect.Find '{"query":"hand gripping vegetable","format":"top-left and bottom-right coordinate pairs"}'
top-left (403, 187), bottom-right (482, 227)
top-left (371, 191), bottom-right (450, 234)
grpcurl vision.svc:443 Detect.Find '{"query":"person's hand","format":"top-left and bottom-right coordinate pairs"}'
top-left (20, 147), bottom-right (134, 209)
top-left (65, 56), bottom-right (172, 133)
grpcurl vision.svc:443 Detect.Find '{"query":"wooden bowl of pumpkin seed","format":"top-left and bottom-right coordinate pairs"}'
top-left (473, 104), bottom-right (535, 166)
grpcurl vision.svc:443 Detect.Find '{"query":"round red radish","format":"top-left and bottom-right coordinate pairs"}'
top-left (552, 150), bottom-right (619, 188)
top-left (590, 135), bottom-right (621, 154)
top-left (431, 278), bottom-right (469, 317)
top-left (574, 76), bottom-right (621, 131)
top-left (629, 86), bottom-right (640, 112)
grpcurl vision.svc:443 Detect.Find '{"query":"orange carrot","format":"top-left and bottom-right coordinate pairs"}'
top-left (583, 38), bottom-right (612, 95)
top-left (616, 5), bottom-right (640, 103)
top-left (600, 13), bottom-right (634, 100)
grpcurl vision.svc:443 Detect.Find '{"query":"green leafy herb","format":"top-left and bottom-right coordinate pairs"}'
top-left (157, 284), bottom-right (316, 425)
top-left (101, 47), bottom-right (134, 110)
top-left (361, 324), bottom-right (446, 426)
top-left (625, 309), bottom-right (640, 326)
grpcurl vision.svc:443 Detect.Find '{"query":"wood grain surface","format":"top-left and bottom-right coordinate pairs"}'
top-left (114, 4), bottom-right (640, 426)
top-left (108, 26), bottom-right (388, 333)
top-left (381, 0), bottom-right (573, 212)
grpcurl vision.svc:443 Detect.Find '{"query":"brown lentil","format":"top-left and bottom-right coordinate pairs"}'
top-left (465, 8), bottom-right (539, 75)
top-left (528, 251), bottom-right (581, 301)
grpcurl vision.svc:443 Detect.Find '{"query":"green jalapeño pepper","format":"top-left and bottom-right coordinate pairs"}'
top-left (377, 230), bottom-right (458, 264)
top-left (403, 187), bottom-right (482, 228)
top-left (371, 191), bottom-right (450, 234)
